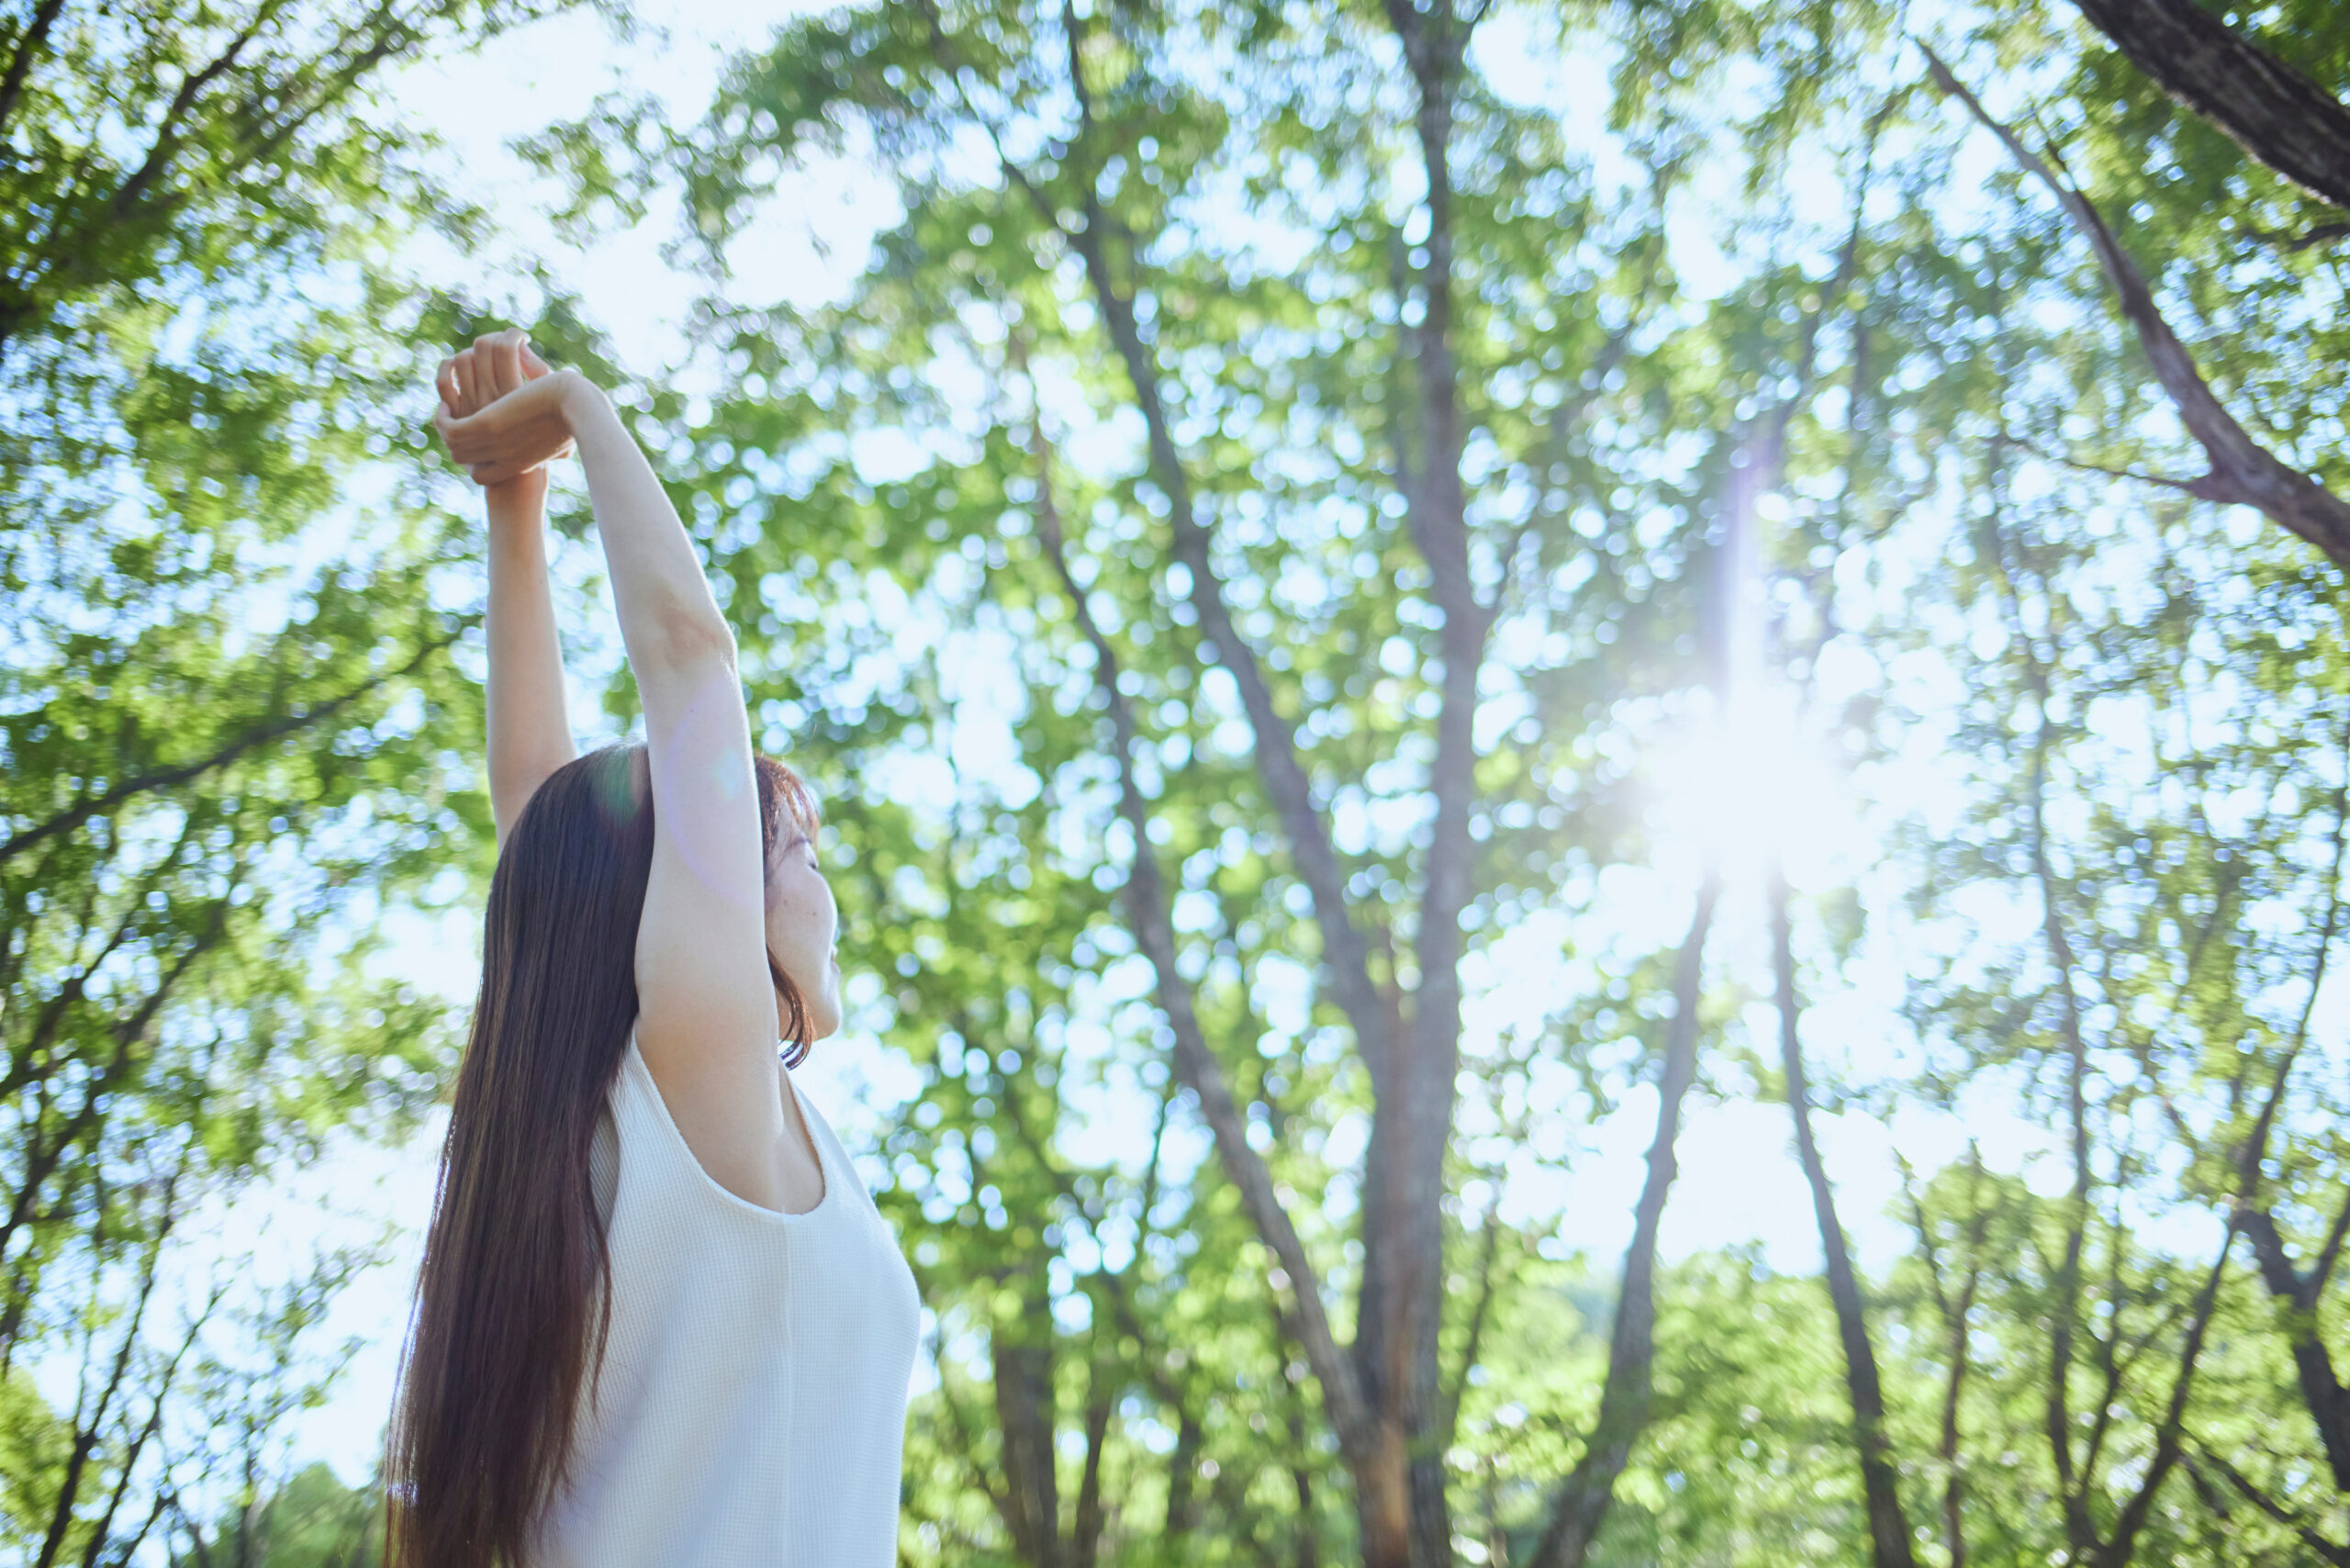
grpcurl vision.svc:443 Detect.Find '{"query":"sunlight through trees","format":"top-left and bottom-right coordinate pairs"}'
top-left (6, 0), bottom-right (2350, 1563)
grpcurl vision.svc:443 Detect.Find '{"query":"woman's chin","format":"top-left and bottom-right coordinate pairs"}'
top-left (809, 1000), bottom-right (845, 1042)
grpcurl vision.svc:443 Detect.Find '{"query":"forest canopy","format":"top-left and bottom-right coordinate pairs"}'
top-left (4, 0), bottom-right (2350, 1564)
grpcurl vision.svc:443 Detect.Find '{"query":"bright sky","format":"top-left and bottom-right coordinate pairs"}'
top-left (135, 0), bottom-right (2105, 1502)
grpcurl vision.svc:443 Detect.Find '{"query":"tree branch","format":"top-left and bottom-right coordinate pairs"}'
top-left (1025, 413), bottom-right (1376, 1462)
top-left (1991, 526), bottom-right (2099, 1551)
top-left (0, 0), bottom-right (65, 140)
top-left (2097, 1230), bottom-right (2233, 1566)
top-left (1364, 10), bottom-right (1484, 1559)
top-left (36, 1160), bottom-right (181, 1568)
top-left (1769, 867), bottom-right (1919, 1568)
top-left (1438, 1170), bottom-right (1507, 1446)
top-left (2232, 1206), bottom-right (2350, 1488)
top-left (2183, 1439), bottom-right (2350, 1563)
top-left (2068, 0), bottom-right (2350, 213)
top-left (981, 2), bottom-right (1402, 1106)
top-left (0, 889), bottom-right (232, 1270)
top-left (1921, 42), bottom-right (2350, 568)
top-left (1528, 875), bottom-right (1718, 1568)
top-left (0, 622), bottom-right (468, 866)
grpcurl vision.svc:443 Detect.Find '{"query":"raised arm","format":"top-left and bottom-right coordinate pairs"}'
top-left (437, 359), bottom-right (790, 1208)
top-left (439, 332), bottom-right (577, 845)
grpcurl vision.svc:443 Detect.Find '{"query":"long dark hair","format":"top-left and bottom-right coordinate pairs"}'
top-left (385, 742), bottom-right (818, 1568)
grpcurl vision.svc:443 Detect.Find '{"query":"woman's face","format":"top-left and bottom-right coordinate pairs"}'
top-left (765, 824), bottom-right (843, 1043)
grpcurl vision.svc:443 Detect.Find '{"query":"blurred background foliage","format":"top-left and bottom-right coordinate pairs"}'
top-left (6, 0), bottom-right (2350, 1563)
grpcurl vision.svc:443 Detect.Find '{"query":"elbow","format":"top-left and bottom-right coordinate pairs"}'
top-left (634, 599), bottom-right (739, 678)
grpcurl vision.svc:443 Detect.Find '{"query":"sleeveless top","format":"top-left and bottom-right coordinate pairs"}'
top-left (530, 1030), bottom-right (923, 1566)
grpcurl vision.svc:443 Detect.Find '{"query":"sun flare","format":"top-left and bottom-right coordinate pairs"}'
top-left (1647, 693), bottom-right (1862, 883)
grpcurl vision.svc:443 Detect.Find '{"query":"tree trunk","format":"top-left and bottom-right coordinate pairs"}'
top-left (1166, 1407), bottom-right (1204, 1539)
top-left (2235, 1205), bottom-right (2350, 1489)
top-left (1932, 1193), bottom-right (1987, 1568)
top-left (1770, 869), bottom-right (1919, 1568)
top-left (1925, 46), bottom-right (2350, 571)
top-left (2070, 0), bottom-right (2350, 212)
top-left (1289, 1383), bottom-right (1321, 1568)
top-left (1529, 875), bottom-right (1718, 1568)
top-left (1070, 1360), bottom-right (1112, 1568)
top-left (990, 1312), bottom-right (1064, 1568)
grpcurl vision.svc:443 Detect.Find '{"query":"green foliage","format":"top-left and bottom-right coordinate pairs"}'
top-left (171, 1462), bottom-right (384, 1568)
top-left (12, 0), bottom-right (2350, 1561)
top-left (0, 0), bottom-right (600, 1555)
top-left (507, 0), bottom-right (2350, 1562)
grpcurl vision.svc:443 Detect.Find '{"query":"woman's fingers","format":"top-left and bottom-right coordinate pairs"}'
top-left (433, 407), bottom-right (475, 458)
top-left (434, 382), bottom-right (574, 473)
top-left (436, 408), bottom-right (501, 464)
top-left (482, 330), bottom-right (524, 401)
top-left (434, 332), bottom-right (541, 421)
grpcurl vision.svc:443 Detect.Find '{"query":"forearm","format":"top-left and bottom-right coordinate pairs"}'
top-left (485, 484), bottom-right (577, 844)
top-left (560, 378), bottom-right (737, 686)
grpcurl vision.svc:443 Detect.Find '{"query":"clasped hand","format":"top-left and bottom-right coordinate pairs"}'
top-left (434, 329), bottom-right (580, 488)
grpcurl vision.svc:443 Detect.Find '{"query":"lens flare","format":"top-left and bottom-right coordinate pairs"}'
top-left (1647, 690), bottom-right (1859, 885)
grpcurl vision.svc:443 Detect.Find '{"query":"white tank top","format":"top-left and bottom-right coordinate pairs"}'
top-left (530, 1030), bottom-right (923, 1566)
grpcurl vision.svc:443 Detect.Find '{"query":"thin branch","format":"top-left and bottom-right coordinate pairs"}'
top-left (1528, 876), bottom-right (1718, 1568)
top-left (2238, 220), bottom-right (2350, 252)
top-left (2237, 713), bottom-right (2350, 1201)
top-left (937, 0), bottom-right (1400, 1096)
top-left (1920, 40), bottom-right (2350, 568)
top-left (930, 1335), bottom-right (1015, 1525)
top-left (1770, 867), bottom-right (1919, 1568)
top-left (0, 0), bottom-right (66, 139)
top-left (104, 6), bottom-right (285, 220)
top-left (1438, 1170), bottom-right (1507, 1445)
top-left (2098, 1230), bottom-right (2234, 1565)
top-left (2002, 433), bottom-right (2212, 496)
top-left (2310, 1182), bottom-right (2350, 1299)
top-left (2182, 1440), bottom-right (2350, 1564)
top-left (1025, 409), bottom-right (1374, 1458)
top-left (0, 622), bottom-right (470, 865)
top-left (1993, 521), bottom-right (2098, 1551)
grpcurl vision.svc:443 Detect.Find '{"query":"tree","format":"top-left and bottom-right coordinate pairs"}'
top-left (483, 0), bottom-right (2350, 1560)
top-left (2067, 0), bottom-right (2350, 216)
top-left (0, 0), bottom-right (598, 1546)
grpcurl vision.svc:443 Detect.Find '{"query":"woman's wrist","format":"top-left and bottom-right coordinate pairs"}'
top-left (556, 370), bottom-right (621, 452)
top-left (483, 469), bottom-right (549, 530)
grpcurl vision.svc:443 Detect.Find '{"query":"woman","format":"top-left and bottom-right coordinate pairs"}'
top-left (386, 330), bottom-right (921, 1568)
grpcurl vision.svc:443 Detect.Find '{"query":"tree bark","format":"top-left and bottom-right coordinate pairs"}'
top-left (1905, 1159), bottom-right (1987, 1568)
top-left (37, 1163), bottom-right (182, 1568)
top-left (2235, 1207), bottom-right (2350, 1489)
top-left (1288, 1379), bottom-right (1320, 1568)
top-left (2218, 754), bottom-right (2350, 1488)
top-left (2069, 0), bottom-right (2350, 213)
top-left (1025, 418), bottom-right (1394, 1547)
top-left (1770, 868), bottom-right (1919, 1568)
top-left (2185, 1441), bottom-right (2350, 1562)
top-left (1166, 1408), bottom-right (1205, 1540)
top-left (990, 1319), bottom-right (1063, 1568)
top-left (1924, 46), bottom-right (2350, 571)
top-left (1374, 4), bottom-right (1486, 1561)
top-left (1070, 1358), bottom-right (1112, 1568)
top-left (1528, 876), bottom-right (1718, 1568)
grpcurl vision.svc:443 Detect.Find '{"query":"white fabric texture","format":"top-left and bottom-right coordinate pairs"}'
top-left (532, 1029), bottom-right (922, 1567)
